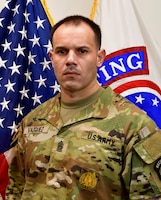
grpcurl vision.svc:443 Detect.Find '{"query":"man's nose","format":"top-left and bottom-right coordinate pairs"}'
top-left (66, 50), bottom-right (76, 63)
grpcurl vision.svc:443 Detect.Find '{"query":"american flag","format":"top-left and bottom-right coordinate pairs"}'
top-left (0, 0), bottom-right (60, 153)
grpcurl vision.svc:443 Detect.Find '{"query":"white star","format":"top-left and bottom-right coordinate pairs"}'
top-left (23, 11), bottom-right (30, 23)
top-left (135, 94), bottom-right (145, 104)
top-left (44, 40), bottom-right (52, 53)
top-left (0, 77), bottom-right (3, 87)
top-left (24, 70), bottom-right (32, 82)
top-left (5, 0), bottom-right (12, 10)
top-left (19, 86), bottom-right (29, 100)
top-left (13, 44), bottom-right (25, 57)
top-left (29, 34), bottom-right (40, 47)
top-left (40, 57), bottom-right (51, 71)
top-left (0, 118), bottom-right (5, 128)
top-left (0, 18), bottom-right (4, 27)
top-left (7, 22), bottom-right (15, 34)
top-left (27, 0), bottom-right (33, 5)
top-left (28, 51), bottom-right (36, 64)
top-left (8, 121), bottom-right (17, 135)
top-left (35, 75), bottom-right (47, 88)
top-left (0, 57), bottom-right (7, 69)
top-left (14, 104), bottom-right (24, 117)
top-left (50, 81), bottom-right (61, 94)
top-left (0, 97), bottom-right (11, 111)
top-left (5, 79), bottom-right (16, 93)
top-left (12, 4), bottom-right (20, 16)
top-left (1, 39), bottom-right (12, 52)
top-left (9, 62), bottom-right (21, 75)
top-left (34, 16), bottom-right (45, 29)
top-left (32, 93), bottom-right (42, 106)
top-left (18, 26), bottom-right (27, 40)
top-left (152, 97), bottom-right (159, 107)
top-left (5, 0), bottom-right (11, 9)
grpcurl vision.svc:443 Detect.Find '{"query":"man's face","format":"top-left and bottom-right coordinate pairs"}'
top-left (49, 22), bottom-right (105, 96)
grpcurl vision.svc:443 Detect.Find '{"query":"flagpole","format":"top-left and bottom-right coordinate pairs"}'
top-left (40, 0), bottom-right (54, 26)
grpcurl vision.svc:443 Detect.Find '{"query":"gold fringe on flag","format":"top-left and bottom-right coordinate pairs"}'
top-left (89, 0), bottom-right (98, 20)
top-left (40, 0), bottom-right (54, 26)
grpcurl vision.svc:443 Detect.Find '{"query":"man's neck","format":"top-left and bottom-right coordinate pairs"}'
top-left (61, 84), bottom-right (101, 103)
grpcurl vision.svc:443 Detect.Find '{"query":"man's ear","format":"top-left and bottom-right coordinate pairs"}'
top-left (97, 49), bottom-right (106, 67)
top-left (49, 49), bottom-right (53, 61)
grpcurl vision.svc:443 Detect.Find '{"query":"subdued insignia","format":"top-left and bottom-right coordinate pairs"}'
top-left (154, 158), bottom-right (161, 180)
top-left (57, 141), bottom-right (64, 152)
top-left (138, 126), bottom-right (151, 139)
top-left (79, 171), bottom-right (98, 192)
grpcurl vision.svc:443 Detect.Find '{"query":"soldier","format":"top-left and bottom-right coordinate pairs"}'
top-left (7, 15), bottom-right (161, 199)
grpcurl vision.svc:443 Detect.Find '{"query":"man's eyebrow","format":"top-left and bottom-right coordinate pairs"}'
top-left (54, 46), bottom-right (65, 49)
top-left (54, 45), bottom-right (90, 50)
top-left (53, 46), bottom-right (67, 50)
top-left (77, 46), bottom-right (89, 48)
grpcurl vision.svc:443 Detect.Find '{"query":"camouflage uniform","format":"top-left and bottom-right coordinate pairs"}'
top-left (7, 87), bottom-right (161, 200)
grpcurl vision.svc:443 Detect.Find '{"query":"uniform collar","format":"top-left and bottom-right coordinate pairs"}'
top-left (36, 87), bottom-right (113, 128)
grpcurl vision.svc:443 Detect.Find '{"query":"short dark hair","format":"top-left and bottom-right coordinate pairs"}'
top-left (50, 15), bottom-right (102, 49)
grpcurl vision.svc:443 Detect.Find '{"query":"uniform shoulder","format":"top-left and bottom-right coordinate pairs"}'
top-left (102, 86), bottom-right (128, 105)
top-left (23, 94), bottom-right (60, 123)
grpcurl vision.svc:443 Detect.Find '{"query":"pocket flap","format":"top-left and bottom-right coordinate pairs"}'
top-left (134, 131), bottom-right (161, 164)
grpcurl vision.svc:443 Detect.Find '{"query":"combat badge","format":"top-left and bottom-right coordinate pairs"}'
top-left (79, 171), bottom-right (99, 192)
top-left (154, 158), bottom-right (161, 180)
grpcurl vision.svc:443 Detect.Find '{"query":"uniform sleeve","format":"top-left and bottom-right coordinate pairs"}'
top-left (122, 109), bottom-right (161, 199)
top-left (6, 125), bottom-right (25, 199)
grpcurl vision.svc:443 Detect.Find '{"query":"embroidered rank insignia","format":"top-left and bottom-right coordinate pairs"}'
top-left (154, 158), bottom-right (161, 180)
top-left (57, 141), bottom-right (63, 152)
top-left (79, 171), bottom-right (98, 192)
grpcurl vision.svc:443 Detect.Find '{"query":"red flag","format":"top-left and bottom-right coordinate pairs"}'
top-left (0, 154), bottom-right (8, 200)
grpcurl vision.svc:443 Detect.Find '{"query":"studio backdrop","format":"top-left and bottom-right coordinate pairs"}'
top-left (0, 0), bottom-right (161, 199)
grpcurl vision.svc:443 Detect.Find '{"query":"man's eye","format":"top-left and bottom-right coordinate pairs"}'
top-left (79, 49), bottom-right (87, 54)
top-left (57, 49), bottom-right (67, 54)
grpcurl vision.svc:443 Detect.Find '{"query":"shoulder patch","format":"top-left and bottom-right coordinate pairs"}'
top-left (154, 158), bottom-right (161, 180)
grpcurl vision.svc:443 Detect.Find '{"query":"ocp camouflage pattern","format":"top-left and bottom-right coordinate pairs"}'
top-left (7, 87), bottom-right (161, 199)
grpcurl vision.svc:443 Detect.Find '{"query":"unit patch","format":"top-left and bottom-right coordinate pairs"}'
top-left (154, 158), bottom-right (161, 180)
